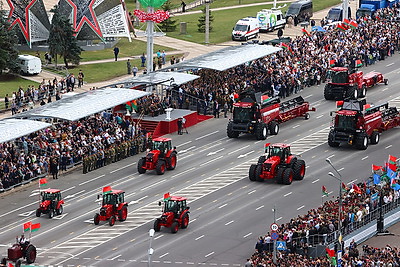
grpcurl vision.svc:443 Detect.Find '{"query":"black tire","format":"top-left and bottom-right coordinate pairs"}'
top-left (255, 164), bottom-right (264, 182)
top-left (227, 122), bottom-right (239, 138)
top-left (166, 152), bottom-right (177, 170)
top-left (384, 79), bottom-right (388, 85)
top-left (293, 159), bottom-right (306, 180)
top-left (324, 84), bottom-right (334, 100)
top-left (276, 168), bottom-right (285, 184)
top-left (1, 258), bottom-right (6, 265)
top-left (16, 260), bottom-right (21, 267)
top-left (137, 158), bottom-right (146, 174)
top-left (156, 160), bottom-right (166, 175)
top-left (25, 245), bottom-right (37, 264)
top-left (118, 207), bottom-right (128, 222)
top-left (370, 131), bottom-right (380, 145)
top-left (355, 133), bottom-right (369, 150)
top-left (48, 209), bottom-right (54, 219)
top-left (269, 121), bottom-right (279, 135)
top-left (109, 215), bottom-right (116, 226)
top-left (360, 85), bottom-right (366, 98)
top-left (94, 213), bottom-right (100, 225)
top-left (36, 209), bottom-right (41, 217)
top-left (249, 164), bottom-right (257, 181)
top-left (154, 219), bottom-right (161, 232)
top-left (304, 113), bottom-right (310, 120)
top-left (181, 214), bottom-right (189, 229)
top-left (282, 168), bottom-right (294, 185)
top-left (258, 156), bottom-right (266, 164)
top-left (346, 87), bottom-right (358, 99)
top-left (328, 130), bottom-right (340, 147)
top-left (57, 205), bottom-right (63, 215)
top-left (255, 123), bottom-right (267, 140)
top-left (171, 222), bottom-right (179, 233)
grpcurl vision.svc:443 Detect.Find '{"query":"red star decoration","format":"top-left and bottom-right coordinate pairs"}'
top-left (6, 0), bottom-right (39, 43)
top-left (66, 0), bottom-right (103, 38)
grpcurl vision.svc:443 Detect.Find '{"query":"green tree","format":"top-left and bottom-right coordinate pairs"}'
top-left (159, 0), bottom-right (177, 32)
top-left (0, 8), bottom-right (20, 74)
top-left (48, 5), bottom-right (82, 68)
top-left (197, 7), bottom-right (214, 33)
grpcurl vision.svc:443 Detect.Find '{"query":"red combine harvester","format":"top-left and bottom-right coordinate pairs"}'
top-left (137, 137), bottom-right (177, 175)
top-left (94, 187), bottom-right (128, 226)
top-left (36, 189), bottom-right (64, 218)
top-left (249, 143), bottom-right (306, 185)
top-left (154, 193), bottom-right (190, 234)
top-left (328, 99), bottom-right (400, 150)
top-left (1, 237), bottom-right (37, 266)
top-left (227, 91), bottom-right (315, 140)
top-left (324, 67), bottom-right (387, 100)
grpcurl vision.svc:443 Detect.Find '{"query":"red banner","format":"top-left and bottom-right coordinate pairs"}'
top-left (134, 9), bottom-right (170, 23)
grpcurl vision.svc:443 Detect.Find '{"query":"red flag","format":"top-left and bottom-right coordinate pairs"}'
top-left (336, 101), bottom-right (344, 108)
top-left (279, 42), bottom-right (294, 54)
top-left (163, 192), bottom-right (171, 200)
top-left (31, 223), bottom-right (41, 232)
top-left (301, 28), bottom-right (311, 37)
top-left (23, 222), bottom-right (31, 232)
top-left (103, 186), bottom-right (112, 194)
top-left (388, 155), bottom-right (397, 171)
top-left (39, 178), bottom-right (47, 187)
top-left (372, 164), bottom-right (382, 172)
top-left (342, 182), bottom-right (349, 191)
top-left (363, 103), bottom-right (371, 111)
top-left (350, 20), bottom-right (358, 29)
top-left (326, 248), bottom-right (336, 258)
top-left (343, 18), bottom-right (350, 25)
top-left (8, 263), bottom-right (14, 267)
top-left (322, 186), bottom-right (328, 196)
top-left (337, 24), bottom-right (347, 32)
top-left (352, 184), bottom-right (362, 194)
top-left (329, 59), bottom-right (336, 67)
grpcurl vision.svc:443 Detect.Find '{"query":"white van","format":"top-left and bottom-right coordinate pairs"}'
top-left (257, 9), bottom-right (286, 32)
top-left (232, 17), bottom-right (260, 41)
top-left (18, 55), bottom-right (42, 75)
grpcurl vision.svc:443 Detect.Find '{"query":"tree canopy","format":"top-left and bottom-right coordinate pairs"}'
top-left (0, 8), bottom-right (20, 74)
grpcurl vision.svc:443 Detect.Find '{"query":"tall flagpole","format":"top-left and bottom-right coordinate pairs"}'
top-left (146, 6), bottom-right (154, 91)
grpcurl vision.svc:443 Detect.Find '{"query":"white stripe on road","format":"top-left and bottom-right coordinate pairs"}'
top-left (256, 205), bottom-right (264, 210)
top-left (195, 131), bottom-right (219, 140)
top-left (284, 192), bottom-right (292, 197)
top-left (312, 179), bottom-right (319, 184)
top-left (79, 174), bottom-right (105, 186)
top-left (200, 156), bottom-right (223, 166)
top-left (243, 232), bottom-right (252, 238)
top-left (159, 253), bottom-right (169, 258)
top-left (225, 220), bottom-right (234, 226)
top-left (110, 162), bottom-right (136, 173)
top-left (297, 205), bottom-right (305, 210)
top-left (195, 235), bottom-right (204, 241)
top-left (205, 252), bottom-right (215, 258)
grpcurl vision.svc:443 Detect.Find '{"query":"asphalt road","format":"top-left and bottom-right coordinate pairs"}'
top-left (1, 54), bottom-right (400, 267)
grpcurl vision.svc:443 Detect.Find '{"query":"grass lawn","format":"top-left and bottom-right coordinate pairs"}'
top-left (0, 74), bottom-right (40, 97)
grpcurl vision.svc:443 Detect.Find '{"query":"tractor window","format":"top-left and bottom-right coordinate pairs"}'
top-left (269, 147), bottom-right (283, 158)
top-left (165, 200), bottom-right (178, 212)
top-left (153, 141), bottom-right (164, 151)
top-left (43, 193), bottom-right (56, 201)
top-left (233, 107), bottom-right (253, 122)
top-left (117, 193), bottom-right (124, 204)
top-left (103, 194), bottom-right (117, 205)
top-left (165, 141), bottom-right (172, 151)
top-left (336, 114), bottom-right (356, 129)
top-left (331, 71), bottom-right (348, 83)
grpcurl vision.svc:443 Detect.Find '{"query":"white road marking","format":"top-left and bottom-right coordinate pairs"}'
top-left (337, 168), bottom-right (344, 172)
top-left (207, 148), bottom-right (225, 156)
top-left (292, 124), bottom-right (300, 128)
top-left (171, 167), bottom-right (196, 178)
top-left (195, 131), bottom-right (219, 140)
top-left (316, 115), bottom-right (324, 119)
top-left (312, 179), bottom-right (319, 184)
top-left (361, 156), bottom-right (368, 160)
top-left (277, 217), bottom-right (282, 221)
top-left (228, 145), bottom-right (250, 155)
top-left (387, 63), bottom-right (394, 67)
top-left (110, 162), bottom-right (136, 173)
top-left (79, 174), bottom-right (105, 186)
top-left (238, 150), bottom-right (255, 158)
top-left (65, 190), bottom-right (86, 200)
top-left (248, 190), bottom-right (256, 195)
top-left (195, 235), bottom-right (204, 241)
top-left (218, 204), bottom-right (228, 209)
top-left (179, 146), bottom-right (196, 154)
top-left (200, 156), bottom-right (223, 166)
top-left (385, 145), bottom-right (392, 149)
top-left (109, 254), bottom-right (121, 261)
top-left (154, 234), bottom-right (164, 240)
top-left (176, 140), bottom-right (192, 147)
top-left (243, 232), bottom-right (252, 238)
top-left (304, 94), bottom-right (312, 99)
top-left (205, 252), bottom-right (215, 258)
top-left (159, 253), bottom-right (169, 258)
top-left (256, 205), bottom-right (264, 210)
top-left (225, 220), bottom-right (234, 226)
top-left (140, 180), bottom-right (166, 191)
top-left (297, 205), bottom-right (305, 210)
top-left (135, 195), bottom-right (148, 202)
top-left (284, 192), bottom-right (292, 197)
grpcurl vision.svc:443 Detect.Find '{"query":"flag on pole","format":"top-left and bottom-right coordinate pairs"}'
top-left (301, 28), bottom-right (311, 37)
top-left (349, 20), bottom-right (358, 29)
top-left (125, 101), bottom-right (133, 112)
top-left (373, 173), bottom-right (381, 185)
top-left (163, 192), bottom-right (171, 201)
top-left (342, 182), bottom-right (349, 192)
top-left (387, 167), bottom-right (397, 180)
top-left (31, 223), bottom-right (41, 232)
top-left (39, 178), bottom-right (47, 187)
top-left (329, 59), bottom-right (336, 67)
top-left (388, 155), bottom-right (397, 171)
top-left (322, 186), bottom-right (329, 196)
top-left (343, 18), bottom-right (350, 26)
top-left (103, 186), bottom-right (112, 194)
top-left (372, 164), bottom-right (383, 172)
top-left (279, 42), bottom-right (293, 54)
top-left (337, 24), bottom-right (347, 32)
top-left (391, 179), bottom-right (400, 191)
top-left (261, 95), bottom-right (271, 104)
top-left (131, 100), bottom-right (138, 112)
top-left (23, 222), bottom-right (31, 232)
top-left (352, 184), bottom-right (362, 194)
top-left (355, 59), bottom-right (362, 67)
top-left (8, 262), bottom-right (14, 267)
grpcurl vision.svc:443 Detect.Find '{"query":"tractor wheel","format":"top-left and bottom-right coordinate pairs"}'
top-left (109, 215), bottom-right (116, 226)
top-left (293, 159), bottom-right (306, 180)
top-left (269, 121), bottom-right (279, 135)
top-left (1, 258), bottom-right (6, 265)
top-left (171, 222), bottom-right (179, 234)
top-left (16, 260), bottom-right (21, 267)
top-left (249, 164), bottom-right (257, 181)
top-left (282, 168), bottom-right (294, 185)
top-left (48, 209), bottom-right (54, 219)
top-left (137, 158), bottom-right (146, 174)
top-left (360, 85), bottom-right (367, 98)
top-left (346, 87), bottom-right (358, 99)
top-left (57, 205), bottom-right (63, 216)
top-left (324, 84), bottom-right (334, 100)
top-left (166, 153), bottom-right (177, 170)
top-left (118, 207), bottom-right (128, 222)
top-left (36, 209), bottom-right (41, 217)
top-left (255, 123), bottom-right (267, 140)
top-left (181, 214), bottom-right (189, 229)
top-left (328, 130), bottom-right (340, 147)
top-left (25, 244), bottom-right (37, 264)
top-left (227, 122), bottom-right (239, 138)
top-left (94, 213), bottom-right (100, 225)
top-left (370, 131), bottom-right (380, 145)
top-left (257, 156), bottom-right (266, 164)
top-left (384, 79), bottom-right (388, 85)
top-left (154, 219), bottom-right (161, 232)
top-left (304, 113), bottom-right (310, 120)
top-left (156, 161), bottom-right (166, 175)
top-left (255, 164), bottom-right (264, 182)
top-left (355, 133), bottom-right (369, 150)
top-left (275, 168), bottom-right (285, 184)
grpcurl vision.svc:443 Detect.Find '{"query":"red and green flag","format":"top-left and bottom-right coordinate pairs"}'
top-left (125, 101), bottom-right (133, 112)
top-left (39, 178), bottom-right (47, 187)
top-left (350, 20), bottom-right (358, 29)
top-left (163, 192), bottom-right (171, 201)
top-left (329, 59), bottom-right (336, 67)
top-left (337, 24), bottom-right (347, 32)
top-left (103, 186), bottom-right (112, 194)
top-left (131, 100), bottom-right (138, 112)
top-left (23, 222), bottom-right (31, 232)
top-left (363, 103), bottom-right (371, 111)
top-left (301, 28), bottom-right (311, 37)
top-left (341, 182), bottom-right (349, 192)
top-left (336, 100), bottom-right (344, 108)
top-left (326, 248), bottom-right (337, 266)
top-left (261, 95), bottom-right (271, 104)
top-left (352, 184), bottom-right (362, 194)
top-left (322, 186), bottom-right (328, 197)
top-left (343, 18), bottom-right (350, 26)
top-left (355, 59), bottom-right (362, 67)
top-left (31, 223), bottom-right (40, 233)
top-left (388, 155), bottom-right (397, 171)
top-left (372, 164), bottom-right (383, 172)
top-left (279, 42), bottom-right (293, 54)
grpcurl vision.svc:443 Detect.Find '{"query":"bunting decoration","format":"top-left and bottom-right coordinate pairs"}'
top-left (134, 9), bottom-right (170, 23)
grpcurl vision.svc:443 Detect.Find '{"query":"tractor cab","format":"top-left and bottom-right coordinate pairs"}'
top-left (102, 190), bottom-right (125, 206)
top-left (152, 138), bottom-right (172, 153)
top-left (94, 187), bottom-right (128, 226)
top-left (327, 67), bottom-right (349, 84)
top-left (41, 189), bottom-right (61, 203)
top-left (155, 194), bottom-right (190, 233)
top-left (266, 143), bottom-right (291, 163)
top-left (163, 197), bottom-right (188, 213)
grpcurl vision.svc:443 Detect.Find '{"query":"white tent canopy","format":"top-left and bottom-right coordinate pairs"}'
top-left (13, 88), bottom-right (150, 121)
top-left (162, 44), bottom-right (282, 71)
top-left (0, 119), bottom-right (51, 143)
top-left (108, 72), bottom-right (200, 88)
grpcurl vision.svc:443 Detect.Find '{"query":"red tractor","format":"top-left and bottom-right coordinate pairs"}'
top-left (36, 189), bottom-right (64, 218)
top-left (1, 237), bottom-right (37, 266)
top-left (137, 137), bottom-right (177, 175)
top-left (154, 193), bottom-right (190, 234)
top-left (94, 188), bottom-right (128, 226)
top-left (249, 143), bottom-right (306, 185)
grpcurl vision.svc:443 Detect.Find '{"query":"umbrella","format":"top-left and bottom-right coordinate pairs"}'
top-left (311, 26), bottom-right (327, 32)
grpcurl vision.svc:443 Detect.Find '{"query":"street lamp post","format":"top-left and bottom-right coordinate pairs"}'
top-left (272, 205), bottom-right (277, 265)
top-left (326, 158), bottom-right (343, 267)
top-left (205, 0), bottom-right (210, 45)
top-left (148, 229), bottom-right (155, 267)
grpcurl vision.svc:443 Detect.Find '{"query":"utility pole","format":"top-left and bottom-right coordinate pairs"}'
top-left (205, 0), bottom-right (210, 44)
top-left (272, 204), bottom-right (277, 265)
top-left (146, 6), bottom-right (154, 77)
